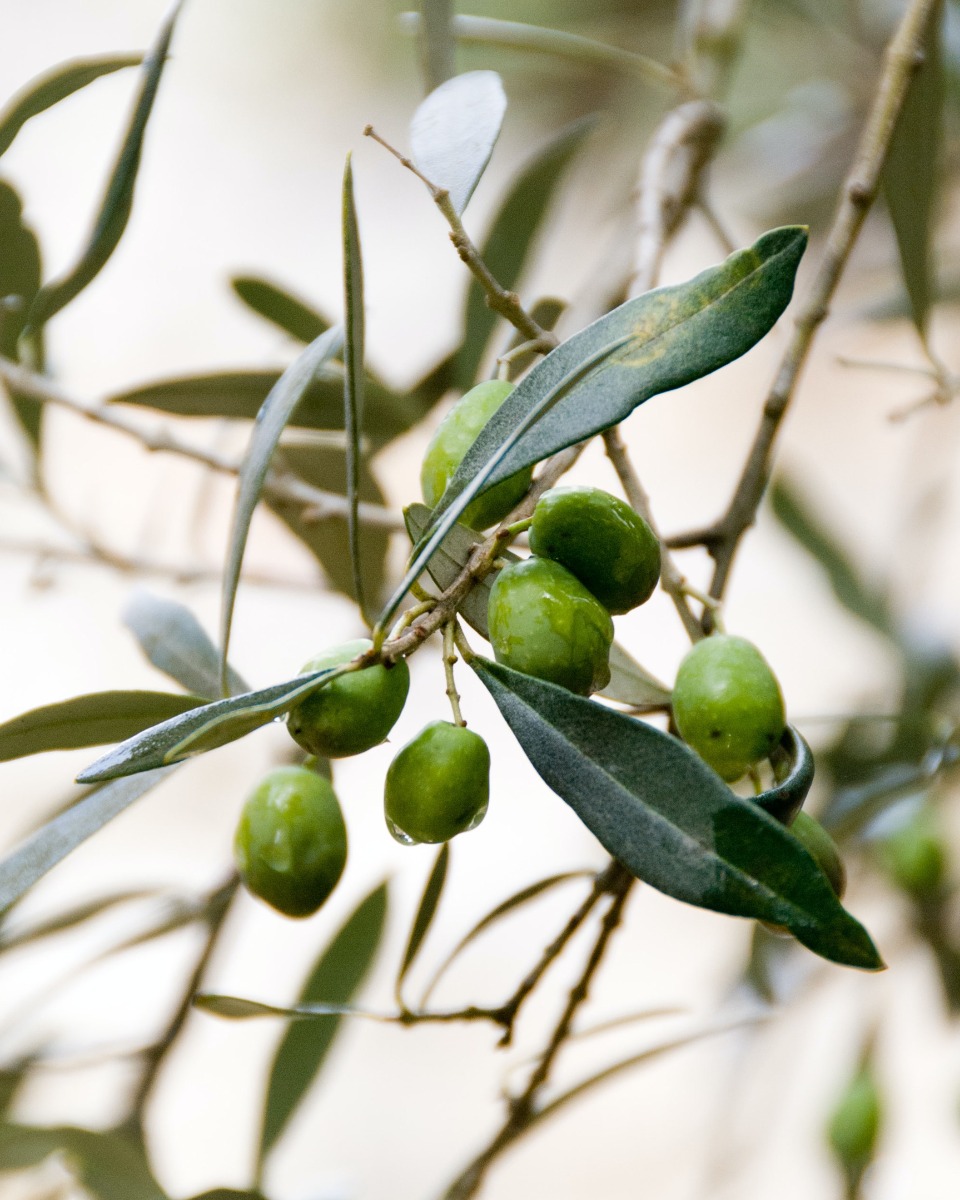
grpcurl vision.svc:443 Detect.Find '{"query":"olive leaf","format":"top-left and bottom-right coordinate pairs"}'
top-left (219, 325), bottom-right (344, 691)
top-left (0, 691), bottom-right (206, 762)
top-left (473, 658), bottom-right (882, 970)
top-left (0, 888), bottom-right (160, 953)
top-left (230, 275), bottom-right (329, 343)
top-left (0, 1124), bottom-right (167, 1200)
top-left (0, 179), bottom-right (43, 448)
top-left (410, 70), bottom-right (507, 215)
top-left (0, 55), bottom-right (142, 159)
top-left (342, 153), bottom-right (367, 618)
top-left (380, 227), bottom-right (807, 634)
top-left (458, 116), bottom-right (595, 388)
top-left (396, 843), bottom-right (449, 1000)
top-left (24, 2), bottom-right (184, 332)
top-left (601, 642), bottom-right (672, 709)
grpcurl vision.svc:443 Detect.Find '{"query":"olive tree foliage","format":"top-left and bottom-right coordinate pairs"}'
top-left (0, 0), bottom-right (957, 1197)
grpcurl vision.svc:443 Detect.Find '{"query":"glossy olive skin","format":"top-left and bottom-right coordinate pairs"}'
top-left (234, 766), bottom-right (347, 918)
top-left (385, 721), bottom-right (490, 844)
top-left (672, 635), bottom-right (785, 781)
top-left (287, 639), bottom-right (410, 759)
top-left (529, 486), bottom-right (661, 614)
top-left (420, 380), bottom-right (533, 530)
top-left (488, 557), bottom-right (614, 695)
top-left (789, 811), bottom-right (846, 899)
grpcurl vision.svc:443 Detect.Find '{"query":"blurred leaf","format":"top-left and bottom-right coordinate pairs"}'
top-left (259, 881), bottom-right (388, 1164)
top-left (74, 665), bottom-right (349, 783)
top-left (0, 767), bottom-right (176, 912)
top-left (0, 690), bottom-right (205, 761)
top-left (342, 154), bottom-right (367, 618)
top-left (384, 227), bottom-right (807, 634)
top-left (230, 275), bottom-right (329, 343)
top-left (0, 180), bottom-right (43, 447)
top-left (600, 643), bottom-right (672, 708)
top-left (410, 70), bottom-right (506, 215)
top-left (397, 843), bottom-right (448, 1000)
top-left (123, 590), bottom-right (249, 699)
top-left (25, 4), bottom-right (184, 331)
top-left (771, 476), bottom-right (896, 638)
top-left (269, 444), bottom-right (390, 607)
top-left (0, 1124), bottom-right (167, 1200)
top-left (188, 1192), bottom-right (266, 1200)
top-left (420, 869), bottom-right (591, 1004)
top-left (458, 118), bottom-right (594, 388)
top-left (220, 326), bottom-right (343, 687)
top-left (473, 658), bottom-right (882, 970)
top-left (882, 0), bottom-right (943, 336)
top-left (194, 995), bottom-right (369, 1019)
top-left (0, 888), bottom-right (158, 952)
top-left (0, 55), bottom-right (142, 158)
top-left (418, 0), bottom-right (455, 91)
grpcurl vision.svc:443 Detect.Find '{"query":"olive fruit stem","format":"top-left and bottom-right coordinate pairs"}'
top-left (388, 597), bottom-right (437, 643)
top-left (498, 517), bottom-right (533, 538)
top-left (681, 583), bottom-right (726, 631)
top-left (443, 619), bottom-right (466, 727)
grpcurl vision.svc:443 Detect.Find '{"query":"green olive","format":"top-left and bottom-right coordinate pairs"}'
top-left (789, 811), bottom-right (846, 899)
top-left (420, 379), bottom-right (533, 530)
top-left (877, 807), bottom-right (947, 898)
top-left (287, 639), bottom-right (410, 759)
top-left (528, 486), bottom-right (661, 614)
top-left (672, 634), bottom-right (785, 781)
top-left (234, 765), bottom-right (347, 918)
top-left (827, 1067), bottom-right (882, 1175)
top-left (487, 557), bottom-right (614, 695)
top-left (384, 721), bottom-right (490, 844)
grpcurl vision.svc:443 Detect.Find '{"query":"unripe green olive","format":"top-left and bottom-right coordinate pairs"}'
top-left (672, 634), bottom-right (785, 781)
top-left (487, 557), bottom-right (614, 695)
top-left (384, 721), bottom-right (490, 845)
top-left (234, 765), bottom-right (347, 918)
top-left (420, 379), bottom-right (533, 530)
top-left (790, 811), bottom-right (846, 899)
top-left (528, 486), bottom-right (661, 614)
top-left (287, 639), bottom-right (410, 759)
top-left (878, 808), bottom-right (947, 898)
top-left (827, 1067), bottom-right (882, 1175)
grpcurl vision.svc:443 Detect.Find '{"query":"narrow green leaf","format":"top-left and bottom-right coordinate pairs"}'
top-left (123, 590), bottom-right (249, 698)
top-left (770, 477), bottom-right (895, 638)
top-left (258, 881), bottom-right (388, 1164)
top-left (0, 889), bottom-right (159, 952)
top-left (600, 642), bottom-right (672, 708)
top-left (24, 4), bottom-right (184, 331)
top-left (382, 228), bottom-right (807, 634)
top-left (230, 275), bottom-right (329, 343)
top-left (882, 0), bottom-right (943, 336)
top-left (397, 843), bottom-right (449, 999)
top-left (219, 326), bottom-right (344, 690)
top-left (0, 1124), bottom-right (167, 1200)
top-left (0, 180), bottom-right (43, 447)
top-left (0, 55), bottom-right (142, 158)
top-left (342, 154), bottom-right (367, 619)
top-left (418, 0), bottom-right (455, 91)
top-left (458, 118), bottom-right (594, 388)
top-left (419, 870), bottom-right (590, 1004)
top-left (473, 658), bottom-right (882, 970)
top-left (0, 691), bottom-right (205, 762)
top-left (0, 767), bottom-right (176, 913)
top-left (195, 995), bottom-right (372, 1021)
top-left (756, 726), bottom-right (816, 826)
top-left (74, 665), bottom-right (348, 783)
top-left (410, 70), bottom-right (506, 215)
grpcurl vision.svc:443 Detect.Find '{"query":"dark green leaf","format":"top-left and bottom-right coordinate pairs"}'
top-left (0, 1062), bottom-right (30, 1117)
top-left (458, 118), bottom-right (594, 388)
top-left (771, 477), bottom-right (895, 638)
top-left (258, 881), bottom-right (388, 1163)
top-left (0, 889), bottom-right (158, 952)
top-left (0, 180), bottom-right (43, 447)
top-left (0, 691), bottom-right (206, 762)
top-left (756, 726), bottom-right (815, 826)
top-left (418, 0), bottom-right (455, 91)
top-left (24, 5), bottom-right (184, 331)
top-left (0, 1124), bottom-right (167, 1200)
top-left (882, 0), bottom-right (943, 336)
top-left (600, 642), bottom-right (672, 708)
top-left (123, 591), bottom-right (249, 698)
top-left (220, 326), bottom-right (344, 687)
top-left (0, 55), bottom-right (142, 158)
top-left (410, 70), bottom-right (506, 215)
top-left (473, 658), bottom-right (882, 970)
top-left (0, 766), bottom-right (175, 913)
top-left (230, 275), bottom-right (329, 343)
top-left (419, 869), bottom-right (590, 1004)
top-left (74, 665), bottom-right (350, 783)
top-left (384, 227), bottom-right (807, 633)
top-left (188, 1192), bottom-right (266, 1200)
top-left (342, 153), bottom-right (367, 619)
top-left (397, 843), bottom-right (448, 999)
top-left (269, 443), bottom-right (389, 608)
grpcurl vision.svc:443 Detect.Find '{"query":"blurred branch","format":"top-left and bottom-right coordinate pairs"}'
top-left (706, 0), bottom-right (943, 604)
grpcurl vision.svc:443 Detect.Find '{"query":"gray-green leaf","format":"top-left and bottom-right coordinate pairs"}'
top-left (230, 275), bottom-right (329, 343)
top-left (410, 70), bottom-right (506, 215)
top-left (473, 658), bottom-right (882, 970)
top-left (342, 154), bottom-right (367, 618)
top-left (0, 1124), bottom-right (167, 1200)
top-left (397, 843), bottom-right (448, 999)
